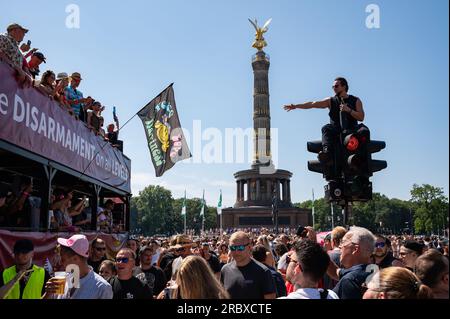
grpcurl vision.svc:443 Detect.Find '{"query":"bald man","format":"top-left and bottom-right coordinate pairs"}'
top-left (220, 231), bottom-right (276, 299)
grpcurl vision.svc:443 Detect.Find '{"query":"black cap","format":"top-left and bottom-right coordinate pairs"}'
top-left (13, 239), bottom-right (34, 254)
top-left (404, 240), bottom-right (424, 255)
top-left (32, 51), bottom-right (46, 63)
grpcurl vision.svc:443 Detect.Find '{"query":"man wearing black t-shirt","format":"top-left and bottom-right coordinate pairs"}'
top-left (284, 77), bottom-right (369, 175)
top-left (220, 231), bottom-right (276, 299)
top-left (134, 246), bottom-right (167, 297)
top-left (109, 248), bottom-right (152, 299)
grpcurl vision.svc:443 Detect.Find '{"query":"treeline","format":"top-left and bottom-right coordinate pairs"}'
top-left (130, 184), bottom-right (448, 236)
top-left (296, 184), bottom-right (448, 235)
top-left (130, 185), bottom-right (218, 236)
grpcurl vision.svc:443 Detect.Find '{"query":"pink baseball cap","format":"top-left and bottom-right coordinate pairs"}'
top-left (57, 234), bottom-right (89, 258)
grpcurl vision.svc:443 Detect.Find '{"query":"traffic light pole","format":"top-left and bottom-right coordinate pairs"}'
top-left (342, 201), bottom-right (353, 227)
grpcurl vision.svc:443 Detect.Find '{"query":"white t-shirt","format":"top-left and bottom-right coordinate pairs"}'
top-left (57, 268), bottom-right (113, 299)
top-left (277, 252), bottom-right (289, 271)
top-left (278, 288), bottom-right (339, 300)
top-left (151, 249), bottom-right (161, 265)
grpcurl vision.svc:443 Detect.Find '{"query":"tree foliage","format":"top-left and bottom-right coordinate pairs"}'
top-left (130, 184), bottom-right (448, 236)
top-left (295, 184), bottom-right (448, 235)
top-left (410, 184), bottom-right (448, 234)
top-left (131, 185), bottom-right (218, 236)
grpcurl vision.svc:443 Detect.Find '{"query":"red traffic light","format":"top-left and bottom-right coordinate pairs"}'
top-left (345, 135), bottom-right (359, 151)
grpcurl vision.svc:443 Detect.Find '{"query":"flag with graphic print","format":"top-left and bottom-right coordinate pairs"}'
top-left (137, 84), bottom-right (191, 177)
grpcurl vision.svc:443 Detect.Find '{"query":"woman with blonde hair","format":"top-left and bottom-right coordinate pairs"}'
top-left (257, 235), bottom-right (275, 267)
top-left (174, 255), bottom-right (229, 299)
top-left (363, 267), bottom-right (433, 299)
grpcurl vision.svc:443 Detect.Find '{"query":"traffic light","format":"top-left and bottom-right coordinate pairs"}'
top-left (325, 180), bottom-right (345, 202)
top-left (306, 140), bottom-right (325, 175)
top-left (367, 140), bottom-right (387, 176)
top-left (307, 127), bottom-right (387, 204)
top-left (342, 131), bottom-right (368, 176)
top-left (306, 140), bottom-right (339, 180)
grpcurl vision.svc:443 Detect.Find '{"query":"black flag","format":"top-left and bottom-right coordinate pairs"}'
top-left (137, 84), bottom-right (191, 177)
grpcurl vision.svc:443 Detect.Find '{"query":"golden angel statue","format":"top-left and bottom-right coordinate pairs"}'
top-left (248, 18), bottom-right (272, 51)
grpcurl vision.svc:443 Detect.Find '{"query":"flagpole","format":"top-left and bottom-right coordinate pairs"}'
top-left (182, 190), bottom-right (187, 234)
top-left (202, 189), bottom-right (205, 236)
top-left (77, 82), bottom-right (174, 180)
top-left (331, 203), bottom-right (335, 229)
top-left (133, 82), bottom-right (174, 119)
top-left (219, 190), bottom-right (223, 241)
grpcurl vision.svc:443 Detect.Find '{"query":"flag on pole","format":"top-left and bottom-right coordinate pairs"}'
top-left (137, 84), bottom-right (191, 177)
top-left (200, 189), bottom-right (205, 217)
top-left (217, 190), bottom-right (222, 215)
top-left (181, 190), bottom-right (186, 216)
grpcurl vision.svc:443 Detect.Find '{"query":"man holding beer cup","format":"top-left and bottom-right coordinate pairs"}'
top-left (43, 234), bottom-right (112, 299)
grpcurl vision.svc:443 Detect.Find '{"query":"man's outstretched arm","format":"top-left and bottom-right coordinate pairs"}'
top-left (283, 97), bottom-right (331, 111)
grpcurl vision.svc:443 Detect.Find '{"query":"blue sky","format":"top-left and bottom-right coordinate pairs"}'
top-left (2, 0), bottom-right (448, 208)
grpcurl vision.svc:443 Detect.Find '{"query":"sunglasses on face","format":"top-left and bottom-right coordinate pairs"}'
top-left (229, 243), bottom-right (249, 252)
top-left (95, 247), bottom-right (106, 251)
top-left (115, 257), bottom-right (129, 264)
top-left (332, 85), bottom-right (340, 89)
top-left (375, 242), bottom-right (386, 248)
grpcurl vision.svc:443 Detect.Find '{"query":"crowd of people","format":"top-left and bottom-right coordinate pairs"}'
top-left (0, 23), bottom-right (122, 149)
top-left (0, 175), bottom-right (122, 233)
top-left (0, 225), bottom-right (448, 300)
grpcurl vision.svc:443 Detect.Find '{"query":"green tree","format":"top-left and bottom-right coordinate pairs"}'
top-left (352, 193), bottom-right (388, 232)
top-left (410, 184), bottom-right (448, 234)
top-left (295, 192), bottom-right (418, 234)
top-left (296, 198), bottom-right (332, 231)
top-left (172, 197), bottom-right (218, 233)
top-left (132, 185), bottom-right (175, 235)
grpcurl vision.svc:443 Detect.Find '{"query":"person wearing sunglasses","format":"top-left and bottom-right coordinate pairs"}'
top-left (43, 234), bottom-right (113, 299)
top-left (400, 240), bottom-right (424, 271)
top-left (220, 231), bottom-right (276, 299)
top-left (326, 226), bottom-right (377, 299)
top-left (283, 77), bottom-right (368, 179)
top-left (88, 238), bottom-right (107, 274)
top-left (279, 240), bottom-right (339, 299)
top-left (0, 239), bottom-right (50, 299)
top-left (108, 248), bottom-right (152, 299)
top-left (372, 234), bottom-right (403, 269)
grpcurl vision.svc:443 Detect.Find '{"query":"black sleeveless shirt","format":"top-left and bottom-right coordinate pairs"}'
top-left (329, 95), bottom-right (358, 129)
